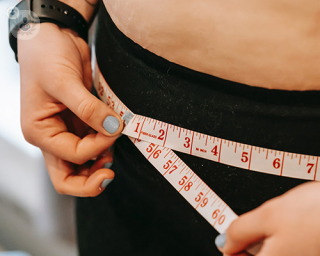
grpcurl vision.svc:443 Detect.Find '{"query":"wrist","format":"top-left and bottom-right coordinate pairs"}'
top-left (9, 0), bottom-right (89, 61)
top-left (58, 0), bottom-right (99, 23)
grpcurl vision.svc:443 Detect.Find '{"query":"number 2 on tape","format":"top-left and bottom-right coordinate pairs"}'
top-left (93, 59), bottom-right (316, 254)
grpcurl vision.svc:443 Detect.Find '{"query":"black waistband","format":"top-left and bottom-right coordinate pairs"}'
top-left (95, 4), bottom-right (320, 156)
top-left (96, 3), bottom-right (320, 107)
top-left (76, 5), bottom-right (320, 255)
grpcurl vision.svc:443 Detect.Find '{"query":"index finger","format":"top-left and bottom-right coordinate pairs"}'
top-left (45, 77), bottom-right (123, 137)
top-left (43, 151), bottom-right (115, 197)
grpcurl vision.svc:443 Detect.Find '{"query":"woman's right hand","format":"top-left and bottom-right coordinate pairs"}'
top-left (18, 22), bottom-right (123, 197)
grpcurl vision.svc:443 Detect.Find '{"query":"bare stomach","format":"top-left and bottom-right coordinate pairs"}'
top-left (103, 0), bottom-right (320, 91)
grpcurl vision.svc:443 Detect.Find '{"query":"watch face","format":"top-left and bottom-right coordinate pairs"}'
top-left (9, 9), bottom-right (40, 41)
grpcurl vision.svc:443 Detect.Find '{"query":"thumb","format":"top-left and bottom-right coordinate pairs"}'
top-left (216, 208), bottom-right (268, 255)
top-left (49, 77), bottom-right (123, 136)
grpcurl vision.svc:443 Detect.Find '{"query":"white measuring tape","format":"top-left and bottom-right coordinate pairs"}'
top-left (93, 59), bottom-right (318, 254)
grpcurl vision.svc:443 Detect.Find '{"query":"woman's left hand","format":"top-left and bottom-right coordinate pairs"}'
top-left (216, 181), bottom-right (320, 256)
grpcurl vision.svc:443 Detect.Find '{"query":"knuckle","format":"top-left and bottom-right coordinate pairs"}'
top-left (53, 183), bottom-right (66, 195)
top-left (77, 98), bottom-right (96, 123)
top-left (73, 157), bottom-right (87, 166)
top-left (258, 198), bottom-right (279, 225)
top-left (259, 198), bottom-right (277, 216)
top-left (21, 122), bottom-right (36, 145)
top-left (70, 153), bottom-right (87, 165)
top-left (87, 190), bottom-right (99, 197)
top-left (81, 185), bottom-right (97, 197)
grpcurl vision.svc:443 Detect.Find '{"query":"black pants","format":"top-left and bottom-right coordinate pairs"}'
top-left (76, 3), bottom-right (320, 255)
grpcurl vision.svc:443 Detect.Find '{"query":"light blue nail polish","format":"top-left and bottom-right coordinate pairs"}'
top-left (103, 162), bottom-right (113, 169)
top-left (103, 116), bottom-right (120, 134)
top-left (215, 233), bottom-right (226, 248)
top-left (101, 179), bottom-right (113, 188)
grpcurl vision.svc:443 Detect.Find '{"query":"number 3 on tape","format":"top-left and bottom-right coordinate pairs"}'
top-left (95, 62), bottom-right (238, 234)
top-left (93, 58), bottom-right (317, 255)
top-left (123, 115), bottom-right (320, 181)
top-left (132, 138), bottom-right (237, 233)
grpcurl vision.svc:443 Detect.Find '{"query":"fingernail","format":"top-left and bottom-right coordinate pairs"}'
top-left (103, 162), bottom-right (113, 169)
top-left (101, 179), bottom-right (113, 188)
top-left (103, 116), bottom-right (120, 134)
top-left (215, 233), bottom-right (226, 248)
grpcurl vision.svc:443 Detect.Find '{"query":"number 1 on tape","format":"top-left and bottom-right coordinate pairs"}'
top-left (94, 62), bottom-right (238, 234)
top-left (93, 59), bottom-right (275, 254)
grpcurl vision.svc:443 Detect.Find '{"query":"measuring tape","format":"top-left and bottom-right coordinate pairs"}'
top-left (93, 58), bottom-right (318, 254)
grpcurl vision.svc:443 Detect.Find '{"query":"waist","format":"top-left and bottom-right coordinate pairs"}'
top-left (102, 0), bottom-right (320, 90)
top-left (96, 5), bottom-right (320, 155)
top-left (95, 7), bottom-right (320, 211)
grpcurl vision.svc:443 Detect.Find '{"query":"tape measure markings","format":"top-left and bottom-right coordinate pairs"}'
top-left (99, 71), bottom-right (320, 182)
top-left (163, 157), bottom-right (179, 176)
top-left (314, 157), bottom-right (319, 180)
top-left (129, 136), bottom-right (238, 233)
top-left (248, 145), bottom-right (253, 170)
top-left (123, 114), bottom-right (320, 181)
top-left (96, 59), bottom-right (320, 182)
top-left (94, 59), bottom-right (316, 254)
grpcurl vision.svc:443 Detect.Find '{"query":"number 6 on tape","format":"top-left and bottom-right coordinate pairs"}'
top-left (93, 59), bottom-right (279, 255)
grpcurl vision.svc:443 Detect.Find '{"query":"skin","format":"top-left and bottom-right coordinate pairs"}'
top-left (19, 21), bottom-right (123, 197)
top-left (218, 182), bottom-right (320, 256)
top-left (104, 0), bottom-right (320, 90)
top-left (18, 0), bottom-right (320, 254)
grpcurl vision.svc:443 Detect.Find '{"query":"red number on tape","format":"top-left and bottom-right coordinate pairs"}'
top-left (184, 182), bottom-right (193, 191)
top-left (195, 192), bottom-right (204, 202)
top-left (146, 143), bottom-right (155, 153)
top-left (307, 163), bottom-right (314, 174)
top-left (184, 137), bottom-right (191, 148)
top-left (179, 176), bottom-right (188, 186)
top-left (241, 152), bottom-right (249, 163)
top-left (212, 209), bottom-right (226, 224)
top-left (201, 198), bottom-right (208, 207)
top-left (211, 145), bottom-right (218, 156)
top-left (134, 123), bottom-right (140, 133)
top-left (158, 129), bottom-right (165, 140)
top-left (163, 160), bottom-right (172, 169)
top-left (169, 165), bottom-right (178, 174)
top-left (212, 209), bottom-right (220, 219)
top-left (273, 158), bottom-right (281, 169)
top-left (153, 150), bottom-right (161, 159)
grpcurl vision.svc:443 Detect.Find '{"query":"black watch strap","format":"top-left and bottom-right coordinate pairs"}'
top-left (9, 0), bottom-right (89, 61)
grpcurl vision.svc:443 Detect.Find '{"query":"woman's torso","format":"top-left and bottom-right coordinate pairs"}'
top-left (103, 0), bottom-right (320, 90)
top-left (77, 6), bottom-right (320, 254)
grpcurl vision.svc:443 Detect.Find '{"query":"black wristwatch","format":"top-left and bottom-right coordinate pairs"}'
top-left (8, 0), bottom-right (89, 61)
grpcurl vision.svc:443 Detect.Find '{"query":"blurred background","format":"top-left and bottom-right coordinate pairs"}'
top-left (0, 0), bottom-right (78, 255)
